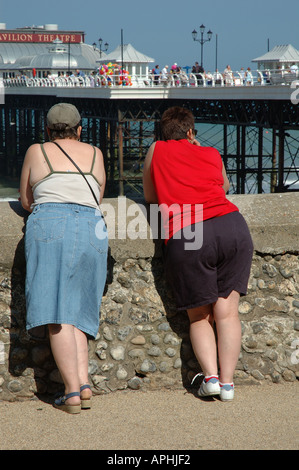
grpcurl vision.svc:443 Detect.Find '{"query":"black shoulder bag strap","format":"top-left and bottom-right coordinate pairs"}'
top-left (52, 141), bottom-right (99, 207)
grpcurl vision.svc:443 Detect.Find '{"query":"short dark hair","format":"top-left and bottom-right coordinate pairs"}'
top-left (48, 122), bottom-right (81, 141)
top-left (160, 106), bottom-right (195, 141)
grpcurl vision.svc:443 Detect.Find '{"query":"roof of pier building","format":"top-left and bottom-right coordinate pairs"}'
top-left (98, 43), bottom-right (154, 65)
top-left (0, 24), bottom-right (107, 71)
top-left (0, 42), bottom-right (104, 71)
top-left (9, 39), bottom-right (93, 71)
top-left (252, 44), bottom-right (299, 66)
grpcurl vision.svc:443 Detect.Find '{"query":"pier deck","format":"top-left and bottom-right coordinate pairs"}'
top-left (1, 78), bottom-right (299, 195)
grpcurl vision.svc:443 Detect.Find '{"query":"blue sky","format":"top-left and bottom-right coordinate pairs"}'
top-left (0, 0), bottom-right (298, 72)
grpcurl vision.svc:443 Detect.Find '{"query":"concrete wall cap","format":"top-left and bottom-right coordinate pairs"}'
top-left (0, 192), bottom-right (298, 267)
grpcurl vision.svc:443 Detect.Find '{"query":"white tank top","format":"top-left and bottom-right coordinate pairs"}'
top-left (31, 144), bottom-right (101, 209)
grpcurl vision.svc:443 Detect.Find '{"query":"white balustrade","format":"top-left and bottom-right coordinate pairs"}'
top-left (2, 69), bottom-right (298, 89)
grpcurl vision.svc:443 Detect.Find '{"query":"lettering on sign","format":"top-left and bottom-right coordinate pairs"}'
top-left (0, 33), bottom-right (82, 43)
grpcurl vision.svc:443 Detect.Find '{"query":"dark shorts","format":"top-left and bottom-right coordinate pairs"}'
top-left (163, 211), bottom-right (253, 310)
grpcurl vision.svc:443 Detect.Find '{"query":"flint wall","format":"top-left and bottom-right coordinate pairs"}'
top-left (0, 193), bottom-right (298, 401)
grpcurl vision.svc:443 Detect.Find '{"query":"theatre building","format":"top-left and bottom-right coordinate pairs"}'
top-left (0, 23), bottom-right (104, 78)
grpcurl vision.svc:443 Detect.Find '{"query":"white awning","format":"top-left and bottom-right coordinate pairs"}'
top-left (252, 44), bottom-right (299, 63)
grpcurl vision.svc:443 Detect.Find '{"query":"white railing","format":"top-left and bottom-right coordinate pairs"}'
top-left (2, 69), bottom-right (299, 89)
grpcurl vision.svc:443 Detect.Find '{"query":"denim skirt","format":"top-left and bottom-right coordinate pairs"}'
top-left (25, 203), bottom-right (108, 339)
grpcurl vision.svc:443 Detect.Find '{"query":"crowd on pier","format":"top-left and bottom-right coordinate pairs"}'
top-left (3, 60), bottom-right (299, 89)
top-left (151, 61), bottom-right (299, 87)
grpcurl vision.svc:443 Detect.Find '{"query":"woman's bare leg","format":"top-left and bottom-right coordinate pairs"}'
top-left (74, 327), bottom-right (92, 400)
top-left (187, 304), bottom-right (218, 377)
top-left (213, 290), bottom-right (241, 383)
top-left (48, 323), bottom-right (81, 405)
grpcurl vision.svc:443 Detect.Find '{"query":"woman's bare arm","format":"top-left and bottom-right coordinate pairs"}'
top-left (143, 143), bottom-right (158, 203)
top-left (222, 161), bottom-right (230, 193)
top-left (20, 146), bottom-right (35, 212)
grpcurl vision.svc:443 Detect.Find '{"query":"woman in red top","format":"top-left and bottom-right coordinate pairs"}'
top-left (143, 106), bottom-right (253, 401)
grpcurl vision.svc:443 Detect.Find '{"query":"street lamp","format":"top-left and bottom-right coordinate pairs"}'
top-left (93, 38), bottom-right (109, 57)
top-left (98, 38), bottom-right (109, 58)
top-left (192, 24), bottom-right (212, 69)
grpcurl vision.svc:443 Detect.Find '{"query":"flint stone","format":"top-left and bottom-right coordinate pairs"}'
top-left (110, 345), bottom-right (125, 361)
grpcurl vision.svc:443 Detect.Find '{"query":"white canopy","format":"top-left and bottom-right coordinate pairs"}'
top-left (252, 44), bottom-right (299, 68)
top-left (98, 43), bottom-right (154, 65)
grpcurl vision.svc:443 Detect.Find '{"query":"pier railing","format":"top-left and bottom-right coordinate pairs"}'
top-left (2, 68), bottom-right (299, 89)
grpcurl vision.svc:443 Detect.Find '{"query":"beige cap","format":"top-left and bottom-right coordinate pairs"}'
top-left (47, 103), bottom-right (81, 129)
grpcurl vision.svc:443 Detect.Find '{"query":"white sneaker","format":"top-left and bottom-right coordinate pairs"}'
top-left (220, 382), bottom-right (234, 401)
top-left (196, 375), bottom-right (220, 397)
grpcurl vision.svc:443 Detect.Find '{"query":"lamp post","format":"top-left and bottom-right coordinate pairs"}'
top-left (192, 24), bottom-right (212, 69)
top-left (93, 38), bottom-right (109, 58)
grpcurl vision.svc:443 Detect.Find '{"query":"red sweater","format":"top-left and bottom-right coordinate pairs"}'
top-left (150, 140), bottom-right (239, 240)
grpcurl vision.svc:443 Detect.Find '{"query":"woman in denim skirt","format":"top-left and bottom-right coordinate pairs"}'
top-left (20, 103), bottom-right (108, 413)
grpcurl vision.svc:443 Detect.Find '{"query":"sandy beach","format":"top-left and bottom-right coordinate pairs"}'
top-left (0, 381), bottom-right (298, 452)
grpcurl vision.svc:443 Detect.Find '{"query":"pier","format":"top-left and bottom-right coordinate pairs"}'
top-left (1, 72), bottom-right (299, 196)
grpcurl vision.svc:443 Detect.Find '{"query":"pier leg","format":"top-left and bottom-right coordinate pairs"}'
top-left (258, 127), bottom-right (263, 193)
top-left (278, 129), bottom-right (285, 191)
top-left (236, 125), bottom-right (241, 193)
top-left (118, 122), bottom-right (124, 196)
top-left (241, 126), bottom-right (246, 194)
top-left (271, 130), bottom-right (277, 192)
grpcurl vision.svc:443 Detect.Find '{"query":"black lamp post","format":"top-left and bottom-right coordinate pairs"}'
top-left (93, 38), bottom-right (109, 58)
top-left (192, 24), bottom-right (212, 69)
top-left (98, 38), bottom-right (109, 58)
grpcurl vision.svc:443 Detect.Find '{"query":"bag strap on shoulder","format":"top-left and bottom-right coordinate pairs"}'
top-left (52, 141), bottom-right (99, 206)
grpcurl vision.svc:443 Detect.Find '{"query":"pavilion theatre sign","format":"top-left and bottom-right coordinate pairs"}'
top-left (0, 33), bottom-right (82, 43)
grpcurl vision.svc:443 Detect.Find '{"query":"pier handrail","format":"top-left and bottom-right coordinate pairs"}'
top-left (2, 68), bottom-right (298, 89)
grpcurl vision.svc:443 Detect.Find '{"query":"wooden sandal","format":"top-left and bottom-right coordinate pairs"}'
top-left (80, 384), bottom-right (92, 409)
